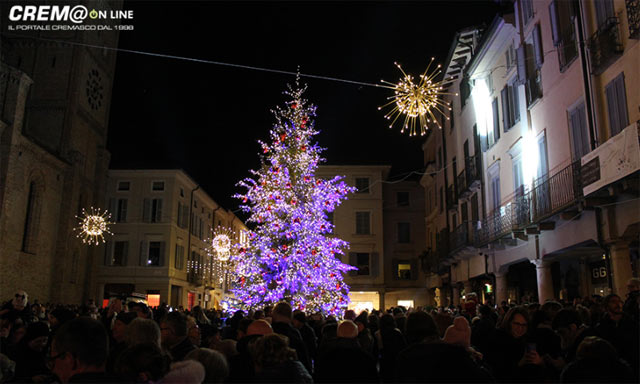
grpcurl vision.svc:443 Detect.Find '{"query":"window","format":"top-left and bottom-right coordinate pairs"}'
top-left (355, 211), bottom-right (371, 235)
top-left (177, 202), bottom-right (189, 228)
top-left (397, 222), bottom-right (411, 243)
top-left (522, 25), bottom-right (543, 106)
top-left (117, 181), bottom-right (130, 191)
top-left (152, 181), bottom-right (165, 191)
top-left (460, 76), bottom-right (471, 108)
top-left (437, 147), bottom-right (443, 170)
top-left (537, 134), bottom-right (549, 179)
top-left (175, 244), bottom-right (185, 270)
top-left (396, 191), bottom-right (410, 207)
top-left (549, 0), bottom-right (577, 70)
top-left (180, 188), bottom-right (184, 197)
top-left (397, 262), bottom-right (412, 280)
top-left (147, 241), bottom-right (163, 266)
top-left (112, 241), bottom-right (128, 266)
top-left (521, 0), bottom-right (534, 26)
top-left (505, 42), bottom-right (517, 70)
top-left (356, 253), bottom-right (370, 276)
top-left (143, 198), bottom-right (163, 223)
top-left (568, 100), bottom-right (590, 159)
top-left (512, 154), bottom-right (524, 193)
top-left (605, 73), bottom-right (629, 137)
top-left (116, 199), bottom-right (128, 222)
top-left (22, 181), bottom-right (41, 253)
top-left (501, 78), bottom-right (520, 132)
top-left (355, 178), bottom-right (370, 194)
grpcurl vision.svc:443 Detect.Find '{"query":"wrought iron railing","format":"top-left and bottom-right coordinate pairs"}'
top-left (449, 222), bottom-right (476, 255)
top-left (589, 17), bottom-right (624, 75)
top-left (456, 154), bottom-right (482, 200)
top-left (627, 0), bottom-right (640, 39)
top-left (457, 171), bottom-right (466, 199)
top-left (530, 160), bottom-right (582, 222)
top-left (476, 193), bottom-right (530, 247)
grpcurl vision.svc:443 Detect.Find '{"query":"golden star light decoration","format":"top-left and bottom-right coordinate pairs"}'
top-left (207, 226), bottom-right (236, 262)
top-left (74, 207), bottom-right (113, 245)
top-left (379, 57), bottom-right (456, 136)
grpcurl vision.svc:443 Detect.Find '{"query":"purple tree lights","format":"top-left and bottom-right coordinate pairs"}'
top-left (233, 79), bottom-right (356, 315)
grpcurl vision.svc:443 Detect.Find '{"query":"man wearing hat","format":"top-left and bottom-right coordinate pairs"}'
top-left (106, 311), bottom-right (137, 374)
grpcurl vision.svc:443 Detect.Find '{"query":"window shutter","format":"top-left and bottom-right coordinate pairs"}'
top-left (614, 74), bottom-right (629, 132)
top-left (492, 98), bottom-right (500, 141)
top-left (349, 252), bottom-right (357, 276)
top-left (109, 198), bottom-right (116, 218)
top-left (104, 241), bottom-right (113, 266)
top-left (122, 241), bottom-right (129, 266)
top-left (370, 252), bottom-right (379, 277)
top-left (480, 133), bottom-right (488, 153)
top-left (159, 241), bottom-right (166, 267)
top-left (549, 0), bottom-right (560, 46)
top-left (156, 199), bottom-right (163, 223)
top-left (516, 46), bottom-right (527, 84)
top-left (121, 199), bottom-right (128, 223)
top-left (410, 259), bottom-right (418, 280)
top-left (605, 81), bottom-right (620, 137)
top-left (533, 24), bottom-right (544, 69)
top-left (143, 199), bottom-right (151, 222)
top-left (139, 241), bottom-right (148, 266)
top-left (501, 87), bottom-right (510, 132)
top-left (182, 207), bottom-right (189, 228)
top-left (512, 83), bottom-right (520, 122)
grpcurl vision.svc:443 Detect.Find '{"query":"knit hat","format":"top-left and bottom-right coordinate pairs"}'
top-left (443, 316), bottom-right (471, 348)
top-left (23, 321), bottom-right (49, 343)
top-left (115, 311), bottom-right (138, 325)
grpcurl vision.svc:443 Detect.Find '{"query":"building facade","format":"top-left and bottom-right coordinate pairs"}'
top-left (97, 169), bottom-right (247, 309)
top-left (0, 1), bottom-right (121, 303)
top-left (423, 0), bottom-right (639, 307)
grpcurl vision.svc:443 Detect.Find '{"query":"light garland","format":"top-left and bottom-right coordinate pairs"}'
top-left (74, 207), bottom-right (113, 245)
top-left (233, 78), bottom-right (357, 316)
top-left (379, 57), bottom-right (455, 136)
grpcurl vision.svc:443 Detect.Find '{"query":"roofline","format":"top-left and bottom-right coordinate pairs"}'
top-left (466, 14), bottom-right (505, 77)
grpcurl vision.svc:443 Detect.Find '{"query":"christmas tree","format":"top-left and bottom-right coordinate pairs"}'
top-left (233, 78), bottom-right (356, 315)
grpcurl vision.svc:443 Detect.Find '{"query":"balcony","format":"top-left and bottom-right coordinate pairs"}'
top-left (589, 17), bottom-right (624, 75)
top-left (526, 71), bottom-right (543, 106)
top-left (627, 0), bottom-right (639, 39)
top-left (558, 23), bottom-right (578, 71)
top-left (446, 184), bottom-right (457, 211)
top-left (448, 222), bottom-right (476, 255)
top-left (476, 193), bottom-right (531, 247)
top-left (457, 154), bottom-right (482, 199)
top-left (530, 161), bottom-right (582, 222)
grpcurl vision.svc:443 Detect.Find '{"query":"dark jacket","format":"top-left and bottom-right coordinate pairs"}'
top-left (561, 357), bottom-right (634, 383)
top-left (255, 359), bottom-right (313, 383)
top-left (595, 314), bottom-right (639, 380)
top-left (377, 328), bottom-right (407, 383)
top-left (272, 321), bottom-right (312, 373)
top-left (169, 336), bottom-right (196, 362)
top-left (298, 323), bottom-right (318, 360)
top-left (623, 290), bottom-right (640, 323)
top-left (227, 334), bottom-right (261, 383)
top-left (395, 341), bottom-right (492, 383)
top-left (314, 338), bottom-right (378, 383)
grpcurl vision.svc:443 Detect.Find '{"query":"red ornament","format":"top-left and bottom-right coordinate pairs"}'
top-left (311, 249), bottom-right (317, 255)
top-left (263, 147), bottom-right (269, 153)
top-left (286, 182), bottom-right (292, 188)
top-left (301, 146), bottom-right (306, 151)
top-left (291, 103), bottom-right (297, 109)
top-left (294, 218), bottom-right (300, 223)
top-left (316, 180), bottom-right (322, 185)
top-left (280, 133), bottom-right (287, 142)
top-left (291, 199), bottom-right (296, 205)
top-left (304, 176), bottom-right (310, 182)
top-left (336, 283), bottom-right (341, 289)
top-left (282, 244), bottom-right (288, 250)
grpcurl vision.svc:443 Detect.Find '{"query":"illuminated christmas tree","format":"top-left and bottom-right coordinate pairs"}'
top-left (233, 78), bottom-right (356, 315)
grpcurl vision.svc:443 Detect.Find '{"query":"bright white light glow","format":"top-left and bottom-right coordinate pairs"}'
top-left (471, 78), bottom-right (492, 138)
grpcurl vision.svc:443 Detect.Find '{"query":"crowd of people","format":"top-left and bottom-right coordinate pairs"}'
top-left (0, 277), bottom-right (638, 383)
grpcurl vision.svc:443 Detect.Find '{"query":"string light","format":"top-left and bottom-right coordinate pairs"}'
top-left (379, 57), bottom-right (456, 136)
top-left (74, 207), bottom-right (113, 245)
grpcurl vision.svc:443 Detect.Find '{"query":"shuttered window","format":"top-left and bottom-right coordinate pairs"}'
top-left (568, 101), bottom-right (590, 160)
top-left (605, 73), bottom-right (629, 137)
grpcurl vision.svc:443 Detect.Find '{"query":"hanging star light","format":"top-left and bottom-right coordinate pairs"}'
top-left (207, 226), bottom-right (235, 262)
top-left (74, 207), bottom-right (113, 245)
top-left (379, 57), bottom-right (456, 136)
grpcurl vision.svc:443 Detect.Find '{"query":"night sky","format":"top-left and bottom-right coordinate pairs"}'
top-left (107, 1), bottom-right (505, 211)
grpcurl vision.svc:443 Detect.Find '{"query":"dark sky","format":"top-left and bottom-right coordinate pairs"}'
top-left (107, 1), bottom-right (505, 211)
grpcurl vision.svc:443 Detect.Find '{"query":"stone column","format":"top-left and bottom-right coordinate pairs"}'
top-left (495, 272), bottom-right (508, 305)
top-left (532, 260), bottom-right (554, 303)
top-left (578, 258), bottom-right (590, 299)
top-left (610, 242), bottom-right (632, 296)
top-left (452, 285), bottom-right (460, 306)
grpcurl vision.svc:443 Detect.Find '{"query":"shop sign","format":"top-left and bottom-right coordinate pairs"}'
top-left (589, 260), bottom-right (608, 285)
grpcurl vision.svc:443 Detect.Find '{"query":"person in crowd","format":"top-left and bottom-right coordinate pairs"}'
top-left (114, 341), bottom-right (171, 382)
top-left (126, 317), bottom-right (162, 347)
top-left (354, 311), bottom-right (374, 357)
top-left (48, 317), bottom-right (116, 383)
top-left (48, 306), bottom-right (76, 336)
top-left (187, 315), bottom-right (203, 347)
top-left (235, 317), bottom-right (253, 341)
top-left (404, 311), bottom-right (439, 345)
top-left (433, 307), bottom-right (454, 338)
top-left (162, 358), bottom-right (206, 384)
top-left (594, 293), bottom-right (639, 380)
top-left (11, 321), bottom-right (50, 382)
top-left (623, 277), bottom-right (640, 322)
top-left (186, 348), bottom-right (229, 383)
top-left (343, 309), bottom-right (356, 321)
top-left (0, 291), bottom-right (32, 325)
top-left (250, 333), bottom-right (312, 383)
top-left (375, 313), bottom-right (406, 383)
top-left (292, 310), bottom-right (318, 361)
top-left (106, 310), bottom-right (137, 374)
top-left (314, 320), bottom-right (378, 383)
top-left (227, 319), bottom-right (272, 383)
top-left (129, 302), bottom-right (153, 320)
top-left (253, 309), bottom-right (265, 320)
top-left (560, 336), bottom-right (634, 383)
top-left (271, 302), bottom-right (311, 373)
top-left (392, 307), bottom-right (407, 334)
top-left (443, 316), bottom-right (483, 363)
top-left (160, 311), bottom-right (196, 362)
top-left (552, 307), bottom-right (598, 364)
top-left (471, 304), bottom-right (496, 355)
top-left (192, 305), bottom-right (212, 326)
top-left (484, 306), bottom-right (541, 382)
